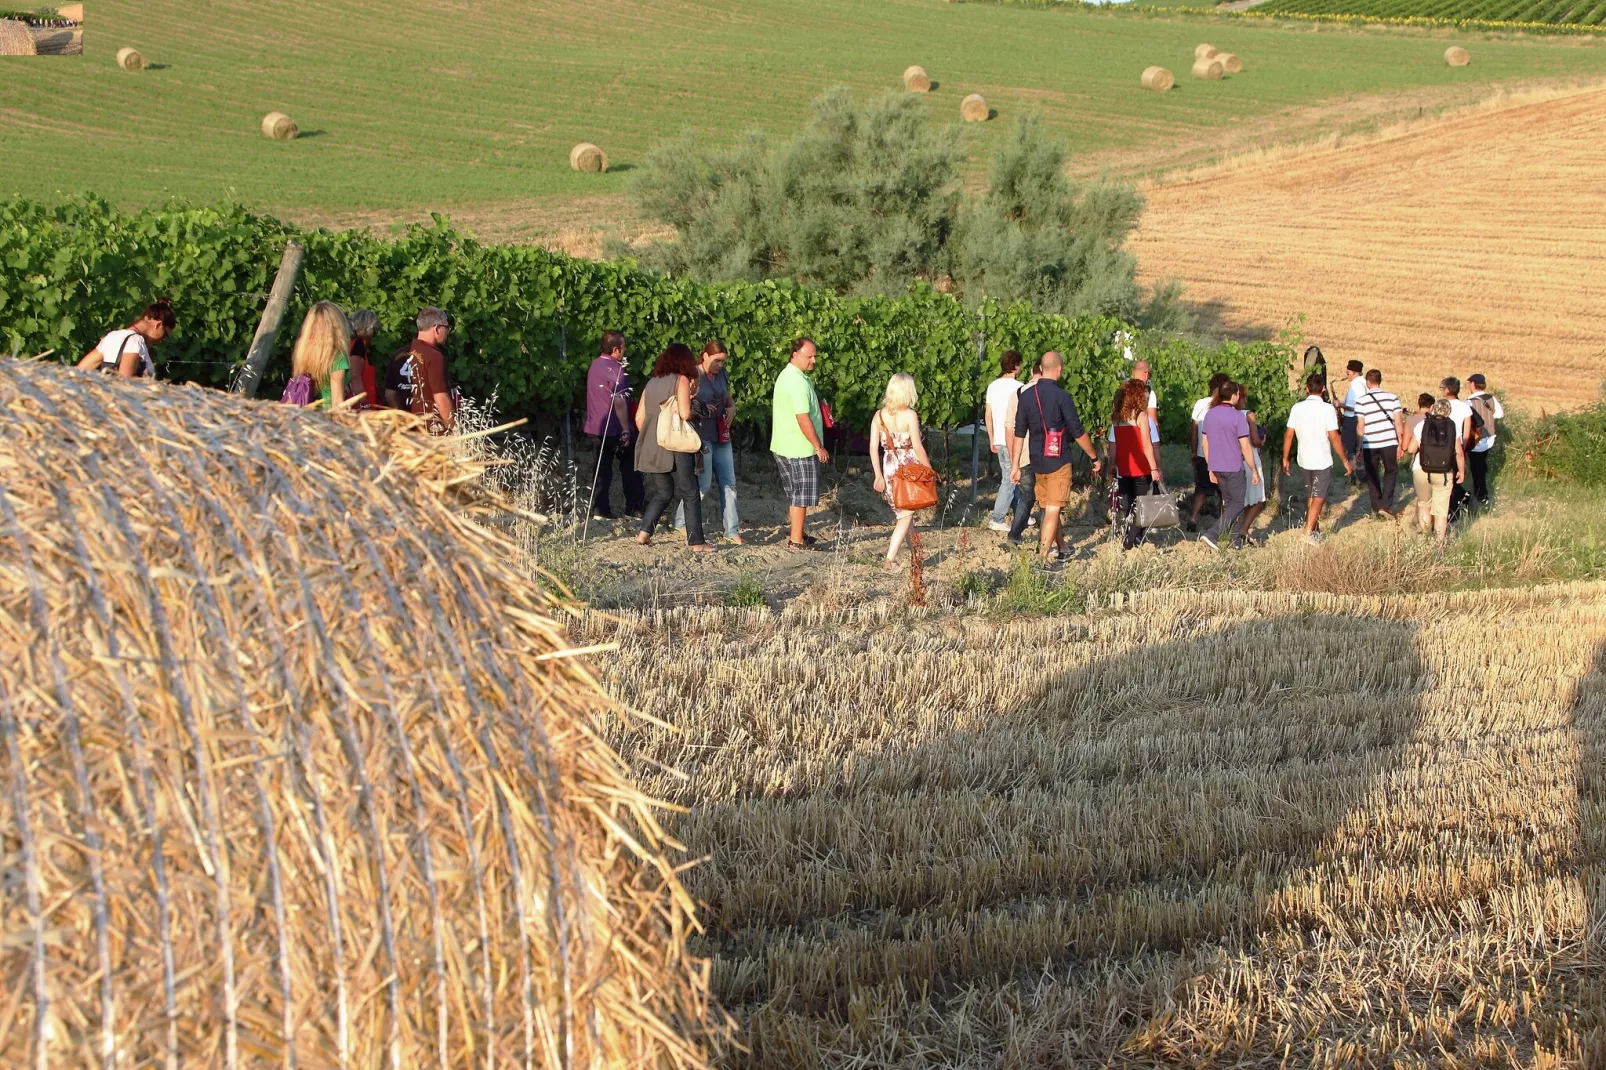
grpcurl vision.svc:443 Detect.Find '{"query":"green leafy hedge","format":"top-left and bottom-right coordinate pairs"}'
top-left (0, 195), bottom-right (1296, 436)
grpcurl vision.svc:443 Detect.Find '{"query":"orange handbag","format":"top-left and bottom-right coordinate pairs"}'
top-left (890, 463), bottom-right (939, 512)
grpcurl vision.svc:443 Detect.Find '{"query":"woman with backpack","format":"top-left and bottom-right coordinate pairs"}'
top-left (870, 373), bottom-right (934, 571)
top-left (1110, 378), bottom-right (1161, 550)
top-left (282, 302), bottom-right (354, 410)
top-left (76, 298), bottom-right (175, 378)
top-left (1402, 397), bottom-right (1464, 543)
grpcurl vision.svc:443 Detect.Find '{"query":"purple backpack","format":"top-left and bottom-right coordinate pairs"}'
top-left (280, 373), bottom-right (314, 406)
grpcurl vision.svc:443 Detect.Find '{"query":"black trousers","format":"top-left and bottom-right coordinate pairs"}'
top-left (1117, 474), bottom-right (1155, 550)
top-left (1468, 449), bottom-right (1491, 504)
top-left (641, 452), bottom-right (705, 546)
top-left (1361, 447), bottom-right (1398, 514)
top-left (591, 434), bottom-right (644, 517)
top-left (1008, 466), bottom-right (1037, 542)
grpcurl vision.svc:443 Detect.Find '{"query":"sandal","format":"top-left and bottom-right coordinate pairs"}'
top-left (786, 539), bottom-right (816, 552)
top-left (690, 543), bottom-right (717, 554)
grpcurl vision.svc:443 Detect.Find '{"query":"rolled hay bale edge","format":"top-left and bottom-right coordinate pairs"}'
top-left (115, 45), bottom-right (147, 70)
top-left (960, 92), bottom-right (989, 122)
top-left (1445, 46), bottom-right (1470, 66)
top-left (1216, 52), bottom-right (1243, 73)
top-left (1141, 66), bottom-right (1175, 92)
top-left (261, 111), bottom-right (298, 141)
top-left (1192, 57), bottom-right (1224, 81)
top-left (0, 361), bottom-right (728, 1066)
top-left (569, 142), bottom-right (608, 173)
top-left (1194, 42), bottom-right (1218, 60)
top-left (0, 19), bottom-right (36, 55)
top-left (902, 64), bottom-right (932, 92)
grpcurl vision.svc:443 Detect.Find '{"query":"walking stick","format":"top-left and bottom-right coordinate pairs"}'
top-left (581, 434), bottom-right (608, 543)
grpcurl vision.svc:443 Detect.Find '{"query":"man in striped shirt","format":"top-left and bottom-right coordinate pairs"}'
top-left (1355, 368), bottom-right (1405, 516)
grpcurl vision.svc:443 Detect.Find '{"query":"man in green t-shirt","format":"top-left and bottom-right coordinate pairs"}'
top-left (770, 337), bottom-right (829, 550)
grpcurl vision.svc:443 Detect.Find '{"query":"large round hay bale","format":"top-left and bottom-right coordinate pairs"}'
top-left (1195, 43), bottom-right (1219, 60)
top-left (0, 19), bottom-right (36, 55)
top-left (960, 92), bottom-right (989, 122)
top-left (1217, 51), bottom-right (1244, 73)
top-left (1141, 66), bottom-right (1175, 92)
top-left (1192, 57), bottom-right (1225, 81)
top-left (261, 110), bottom-right (299, 141)
top-left (1445, 46), bottom-right (1470, 67)
top-left (0, 362), bottom-right (724, 1067)
top-left (569, 141), bottom-right (608, 173)
top-left (114, 45), bottom-right (146, 70)
top-left (902, 64), bottom-right (932, 92)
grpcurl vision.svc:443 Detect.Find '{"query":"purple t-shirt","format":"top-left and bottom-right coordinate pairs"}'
top-left (1201, 404), bottom-right (1251, 473)
top-left (583, 355), bottom-right (630, 437)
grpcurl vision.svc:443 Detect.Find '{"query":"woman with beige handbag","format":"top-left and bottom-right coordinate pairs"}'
top-left (634, 343), bottom-right (714, 551)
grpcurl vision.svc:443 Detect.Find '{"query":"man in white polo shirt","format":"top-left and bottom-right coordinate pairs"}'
top-left (1465, 373), bottom-right (1503, 507)
top-left (1283, 372), bottom-right (1352, 543)
top-left (984, 350), bottom-right (1026, 532)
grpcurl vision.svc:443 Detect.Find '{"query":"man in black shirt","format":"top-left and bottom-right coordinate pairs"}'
top-left (1011, 351), bottom-right (1101, 561)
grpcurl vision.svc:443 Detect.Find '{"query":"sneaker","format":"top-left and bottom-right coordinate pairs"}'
top-left (987, 520), bottom-right (1011, 532)
top-left (1199, 533), bottom-right (1219, 550)
top-left (1305, 531), bottom-right (1325, 545)
top-left (1007, 537), bottom-right (1026, 548)
top-left (1026, 516), bottom-right (1039, 528)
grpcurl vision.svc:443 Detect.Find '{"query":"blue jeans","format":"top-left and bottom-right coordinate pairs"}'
top-left (675, 441), bottom-right (740, 539)
top-left (989, 450), bottom-right (1018, 524)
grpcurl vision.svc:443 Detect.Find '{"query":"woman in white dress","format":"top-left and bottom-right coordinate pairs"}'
top-left (870, 373), bottom-right (932, 571)
top-left (76, 298), bottom-right (175, 378)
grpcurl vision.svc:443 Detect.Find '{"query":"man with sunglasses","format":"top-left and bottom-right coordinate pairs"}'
top-left (390, 306), bottom-right (456, 433)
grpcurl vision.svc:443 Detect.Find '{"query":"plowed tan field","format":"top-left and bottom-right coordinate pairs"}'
top-left (1133, 86), bottom-right (1606, 414)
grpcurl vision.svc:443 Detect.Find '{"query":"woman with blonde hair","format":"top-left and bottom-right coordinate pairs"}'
top-left (870, 372), bottom-right (932, 571)
top-left (282, 301), bottom-right (353, 409)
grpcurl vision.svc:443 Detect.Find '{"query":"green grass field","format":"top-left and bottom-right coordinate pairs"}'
top-left (5, 0), bottom-right (1605, 231)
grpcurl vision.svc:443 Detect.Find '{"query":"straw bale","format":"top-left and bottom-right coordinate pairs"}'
top-left (1192, 57), bottom-right (1224, 81)
top-left (0, 360), bottom-right (725, 1067)
top-left (115, 45), bottom-right (146, 70)
top-left (960, 92), bottom-right (989, 122)
top-left (0, 19), bottom-right (35, 55)
top-left (902, 64), bottom-right (931, 92)
top-left (569, 141), bottom-right (608, 173)
top-left (1216, 51), bottom-right (1243, 73)
top-left (261, 110), bottom-right (298, 140)
top-left (1141, 66), bottom-right (1174, 92)
top-left (1194, 43), bottom-right (1218, 60)
top-left (1445, 46), bottom-right (1470, 67)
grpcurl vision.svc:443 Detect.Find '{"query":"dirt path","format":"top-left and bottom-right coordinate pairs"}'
top-left (1132, 84), bottom-right (1606, 414)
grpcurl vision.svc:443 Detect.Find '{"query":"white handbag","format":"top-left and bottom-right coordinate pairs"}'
top-left (656, 397), bottom-right (703, 453)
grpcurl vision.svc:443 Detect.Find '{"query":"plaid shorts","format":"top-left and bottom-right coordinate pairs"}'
top-left (773, 453), bottom-right (820, 508)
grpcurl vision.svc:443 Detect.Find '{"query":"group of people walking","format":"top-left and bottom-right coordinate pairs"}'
top-left (80, 302), bottom-right (1503, 564)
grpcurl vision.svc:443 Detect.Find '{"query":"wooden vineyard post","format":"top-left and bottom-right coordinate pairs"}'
top-left (969, 331), bottom-right (985, 507)
top-left (233, 240), bottom-right (305, 399)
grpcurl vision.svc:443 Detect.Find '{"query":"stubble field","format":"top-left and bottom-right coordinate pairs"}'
top-left (580, 583), bottom-right (1606, 1066)
top-left (1131, 84), bottom-right (1606, 414)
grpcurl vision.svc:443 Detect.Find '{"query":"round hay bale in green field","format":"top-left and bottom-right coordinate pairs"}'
top-left (569, 142), bottom-right (609, 172)
top-left (961, 93), bottom-right (989, 122)
top-left (1141, 66), bottom-right (1175, 92)
top-left (902, 64), bottom-right (932, 92)
top-left (1217, 52), bottom-right (1243, 73)
top-left (1192, 57), bottom-right (1224, 81)
top-left (0, 19), bottom-right (36, 55)
top-left (1195, 43), bottom-right (1218, 60)
top-left (261, 111), bottom-right (298, 140)
top-left (1445, 46), bottom-right (1470, 67)
top-left (0, 361), bottom-right (724, 1067)
top-left (115, 46), bottom-right (147, 70)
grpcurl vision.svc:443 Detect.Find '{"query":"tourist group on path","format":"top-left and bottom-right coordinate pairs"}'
top-left (79, 301), bottom-right (1505, 568)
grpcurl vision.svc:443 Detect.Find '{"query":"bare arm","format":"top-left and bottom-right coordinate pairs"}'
top-left (1456, 437), bottom-right (1466, 483)
top-left (1240, 435), bottom-right (1259, 484)
top-left (634, 396), bottom-right (647, 434)
top-left (433, 391), bottom-right (454, 432)
top-left (1141, 427), bottom-right (1160, 479)
top-left (869, 411), bottom-right (885, 489)
top-left (796, 412), bottom-right (828, 462)
top-left (329, 368), bottom-right (347, 408)
top-left (1282, 427), bottom-right (1296, 474)
top-left (1327, 429), bottom-right (1352, 474)
top-left (911, 414), bottom-right (931, 467)
top-left (983, 405), bottom-right (995, 453)
top-left (1073, 433), bottom-right (1103, 475)
top-left (676, 374), bottom-right (692, 420)
top-left (117, 349), bottom-right (142, 377)
top-left (77, 350), bottom-right (102, 369)
top-left (1393, 411), bottom-right (1406, 460)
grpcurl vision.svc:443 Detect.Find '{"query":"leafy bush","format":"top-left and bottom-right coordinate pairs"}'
top-left (1512, 402), bottom-right (1606, 487)
top-left (0, 195), bottom-right (1295, 436)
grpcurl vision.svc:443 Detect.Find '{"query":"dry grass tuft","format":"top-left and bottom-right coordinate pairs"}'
top-left (0, 360), bottom-right (726, 1067)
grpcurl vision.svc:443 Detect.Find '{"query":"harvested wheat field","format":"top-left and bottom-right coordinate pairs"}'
top-left (1132, 86), bottom-right (1606, 414)
top-left (584, 584), bottom-right (1606, 1066)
